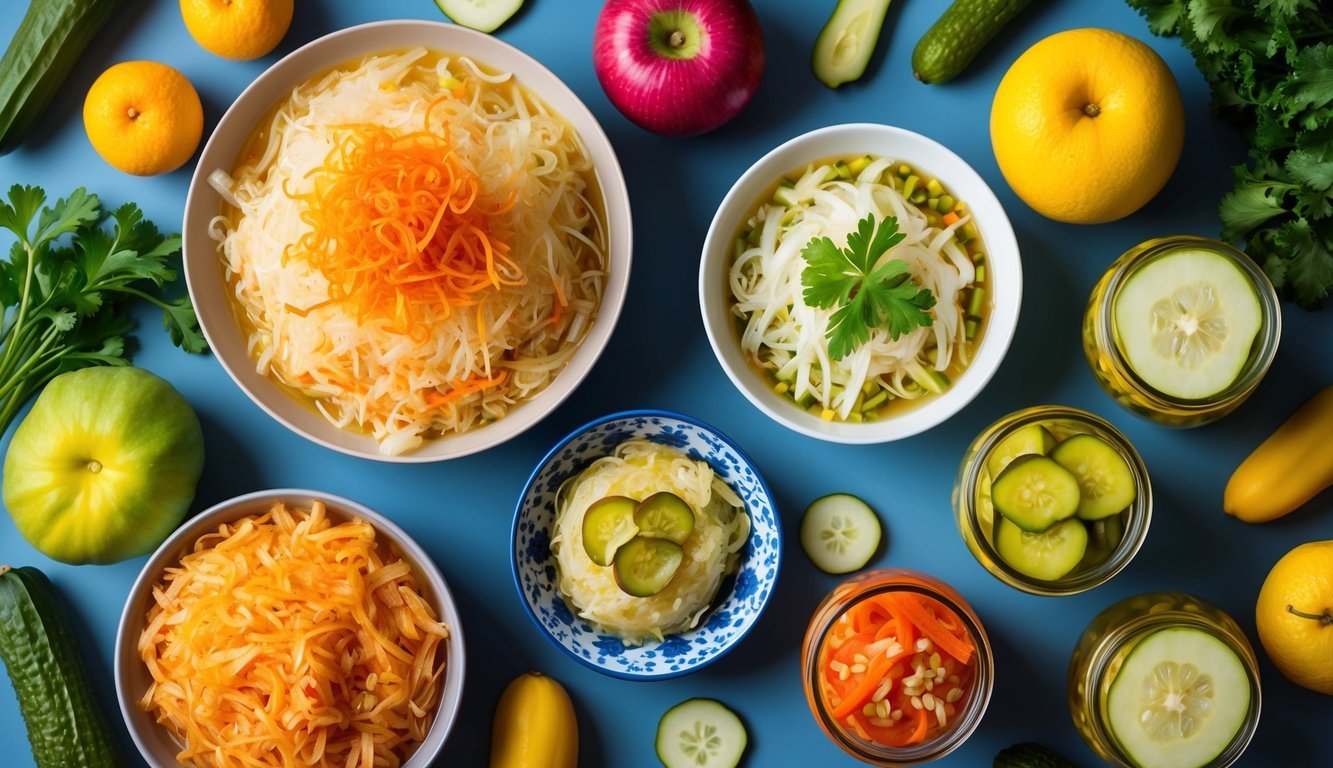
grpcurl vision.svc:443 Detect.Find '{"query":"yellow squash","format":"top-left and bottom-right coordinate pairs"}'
top-left (490, 672), bottom-right (577, 768)
top-left (1225, 386), bottom-right (1333, 522)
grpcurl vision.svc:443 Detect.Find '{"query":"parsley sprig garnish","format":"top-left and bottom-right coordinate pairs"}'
top-left (800, 214), bottom-right (936, 360)
top-left (0, 185), bottom-right (205, 432)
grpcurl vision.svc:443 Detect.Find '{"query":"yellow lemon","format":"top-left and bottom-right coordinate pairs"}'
top-left (180, 0), bottom-right (293, 61)
top-left (83, 61), bottom-right (203, 177)
top-left (1255, 540), bottom-right (1333, 695)
top-left (989, 28), bottom-right (1185, 224)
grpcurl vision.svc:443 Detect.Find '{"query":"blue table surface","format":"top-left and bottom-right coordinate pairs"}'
top-left (1, 0), bottom-right (1331, 766)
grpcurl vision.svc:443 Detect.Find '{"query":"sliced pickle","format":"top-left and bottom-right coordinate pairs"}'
top-left (613, 536), bottom-right (684, 597)
top-left (634, 492), bottom-right (696, 545)
top-left (581, 496), bottom-right (639, 567)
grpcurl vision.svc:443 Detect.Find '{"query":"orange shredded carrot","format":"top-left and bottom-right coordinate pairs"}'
top-left (885, 594), bottom-right (974, 664)
top-left (137, 501), bottom-right (450, 768)
top-left (942, 211), bottom-right (961, 227)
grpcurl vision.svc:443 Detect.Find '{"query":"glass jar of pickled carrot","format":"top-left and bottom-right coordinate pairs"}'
top-left (801, 569), bottom-right (994, 766)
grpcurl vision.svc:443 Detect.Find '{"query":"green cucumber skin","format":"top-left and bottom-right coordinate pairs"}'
top-left (0, 566), bottom-right (124, 768)
top-left (912, 0), bottom-right (1035, 84)
top-left (0, 0), bottom-right (123, 156)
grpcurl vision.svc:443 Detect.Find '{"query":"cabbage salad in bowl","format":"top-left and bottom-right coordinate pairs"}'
top-left (729, 156), bottom-right (989, 423)
top-left (550, 439), bottom-right (751, 645)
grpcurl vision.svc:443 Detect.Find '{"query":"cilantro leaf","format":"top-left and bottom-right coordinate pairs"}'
top-left (801, 214), bottom-right (934, 360)
top-left (1276, 218), bottom-right (1333, 306)
top-left (1127, 0), bottom-right (1185, 35)
top-left (1283, 43), bottom-right (1333, 116)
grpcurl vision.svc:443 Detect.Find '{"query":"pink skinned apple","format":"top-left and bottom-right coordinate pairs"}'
top-left (593, 0), bottom-right (765, 137)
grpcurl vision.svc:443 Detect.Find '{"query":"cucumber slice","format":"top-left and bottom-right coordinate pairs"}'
top-left (434, 0), bottom-right (524, 33)
top-left (812, 0), bottom-right (894, 88)
top-left (1107, 628), bottom-right (1252, 768)
top-left (656, 698), bottom-right (748, 768)
top-left (800, 494), bottom-right (882, 574)
top-left (986, 424), bottom-right (1057, 479)
top-left (634, 492), bottom-right (695, 545)
top-left (1113, 249), bottom-right (1263, 400)
top-left (1051, 435), bottom-right (1137, 520)
top-left (581, 496), bottom-right (639, 567)
top-left (991, 456), bottom-right (1081, 532)
top-left (1093, 514), bottom-right (1125, 550)
top-left (613, 536), bottom-right (683, 597)
top-left (994, 517), bottom-right (1087, 581)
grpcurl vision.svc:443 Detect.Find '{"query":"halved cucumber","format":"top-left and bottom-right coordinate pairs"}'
top-left (656, 698), bottom-right (748, 768)
top-left (634, 492), bottom-right (695, 545)
top-left (994, 517), bottom-right (1087, 581)
top-left (1113, 249), bottom-right (1263, 401)
top-left (800, 494), bottom-right (882, 574)
top-left (1107, 628), bottom-right (1252, 768)
top-left (582, 496), bottom-right (639, 567)
top-left (1051, 435), bottom-right (1137, 520)
top-left (991, 456), bottom-right (1081, 532)
top-left (812, 0), bottom-right (894, 88)
top-left (986, 423), bottom-right (1056, 479)
top-left (434, 0), bottom-right (524, 33)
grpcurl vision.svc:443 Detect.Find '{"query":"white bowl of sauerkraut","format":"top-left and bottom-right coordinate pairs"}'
top-left (183, 21), bottom-right (631, 462)
top-left (699, 123), bottom-right (1021, 444)
top-left (512, 410), bottom-right (782, 680)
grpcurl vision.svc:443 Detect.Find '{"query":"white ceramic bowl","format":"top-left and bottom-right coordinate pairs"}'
top-left (183, 21), bottom-right (632, 462)
top-left (115, 489), bottom-right (465, 768)
top-left (699, 123), bottom-right (1021, 443)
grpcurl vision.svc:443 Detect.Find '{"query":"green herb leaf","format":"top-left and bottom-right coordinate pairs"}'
top-left (1127, 0), bottom-right (1185, 35)
top-left (1275, 218), bottom-right (1333, 306)
top-left (800, 214), bottom-right (934, 360)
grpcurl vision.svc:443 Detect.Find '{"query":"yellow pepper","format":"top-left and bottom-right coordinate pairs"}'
top-left (489, 672), bottom-right (578, 768)
top-left (1225, 386), bottom-right (1333, 523)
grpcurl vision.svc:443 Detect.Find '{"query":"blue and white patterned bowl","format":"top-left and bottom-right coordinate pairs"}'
top-left (512, 410), bottom-right (781, 680)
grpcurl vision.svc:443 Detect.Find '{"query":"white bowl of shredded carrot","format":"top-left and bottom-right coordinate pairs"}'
top-left (183, 20), bottom-right (632, 462)
top-left (114, 490), bottom-right (465, 768)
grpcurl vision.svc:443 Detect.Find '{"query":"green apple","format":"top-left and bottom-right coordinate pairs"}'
top-left (3, 366), bottom-right (204, 564)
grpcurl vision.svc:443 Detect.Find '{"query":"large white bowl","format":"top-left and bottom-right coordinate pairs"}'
top-left (699, 123), bottom-right (1021, 443)
top-left (183, 21), bottom-right (632, 462)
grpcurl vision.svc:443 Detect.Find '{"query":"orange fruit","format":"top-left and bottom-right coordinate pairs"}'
top-left (989, 28), bottom-right (1185, 224)
top-left (180, 0), bottom-right (293, 61)
top-left (1256, 540), bottom-right (1333, 695)
top-left (82, 61), bottom-right (203, 177)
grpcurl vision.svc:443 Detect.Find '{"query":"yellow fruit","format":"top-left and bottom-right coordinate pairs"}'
top-left (490, 672), bottom-right (577, 768)
top-left (82, 61), bottom-right (203, 177)
top-left (1225, 386), bottom-right (1333, 523)
top-left (180, 0), bottom-right (293, 61)
top-left (1256, 541), bottom-right (1333, 695)
top-left (990, 28), bottom-right (1185, 224)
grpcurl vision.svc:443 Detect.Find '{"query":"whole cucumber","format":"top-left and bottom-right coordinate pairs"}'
top-left (0, 565), bottom-right (124, 767)
top-left (0, 0), bottom-right (124, 155)
top-left (912, 0), bottom-right (1035, 84)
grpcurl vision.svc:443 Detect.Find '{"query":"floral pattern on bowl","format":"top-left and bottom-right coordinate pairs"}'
top-left (512, 410), bottom-right (782, 679)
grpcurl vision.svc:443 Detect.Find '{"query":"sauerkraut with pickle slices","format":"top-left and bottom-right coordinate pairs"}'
top-left (550, 440), bottom-right (750, 645)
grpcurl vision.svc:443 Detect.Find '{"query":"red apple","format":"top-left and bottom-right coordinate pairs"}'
top-left (593, 0), bottom-right (765, 137)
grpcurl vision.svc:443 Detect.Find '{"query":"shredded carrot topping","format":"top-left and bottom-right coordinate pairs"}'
top-left (138, 501), bottom-right (449, 768)
top-left (289, 120), bottom-right (522, 338)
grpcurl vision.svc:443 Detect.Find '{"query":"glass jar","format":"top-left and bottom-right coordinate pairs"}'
top-left (952, 406), bottom-right (1152, 596)
top-left (1083, 236), bottom-right (1281, 427)
top-left (1068, 592), bottom-right (1262, 767)
top-left (801, 569), bottom-right (994, 766)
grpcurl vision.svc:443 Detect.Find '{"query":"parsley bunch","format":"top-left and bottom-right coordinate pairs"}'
top-left (1128, 0), bottom-right (1333, 308)
top-left (0, 186), bottom-right (205, 432)
top-left (801, 214), bottom-right (936, 360)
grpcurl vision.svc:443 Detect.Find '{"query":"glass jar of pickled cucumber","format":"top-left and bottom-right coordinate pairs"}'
top-left (1083, 236), bottom-right (1281, 427)
top-left (802, 569), bottom-right (994, 766)
top-left (952, 406), bottom-right (1152, 596)
top-left (1068, 592), bottom-right (1262, 768)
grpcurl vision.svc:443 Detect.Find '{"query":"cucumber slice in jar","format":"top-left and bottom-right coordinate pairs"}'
top-left (812, 0), bottom-right (894, 88)
top-left (995, 517), bottom-right (1088, 581)
top-left (1107, 628), bottom-right (1252, 768)
top-left (581, 496), bottom-right (639, 567)
top-left (986, 423), bottom-right (1057, 479)
top-left (433, 0), bottom-right (525, 33)
top-left (634, 492), bottom-right (695, 545)
top-left (800, 494), bottom-right (882, 574)
top-left (656, 698), bottom-right (748, 768)
top-left (1112, 249), bottom-right (1263, 401)
top-left (991, 455), bottom-right (1081, 532)
top-left (613, 536), bottom-right (683, 597)
top-left (1051, 435), bottom-right (1137, 520)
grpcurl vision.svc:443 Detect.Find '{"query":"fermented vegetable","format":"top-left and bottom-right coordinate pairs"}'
top-left (911, 0), bottom-right (1035, 84)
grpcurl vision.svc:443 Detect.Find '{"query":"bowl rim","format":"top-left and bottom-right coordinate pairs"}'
top-left (510, 408), bottom-right (782, 680)
top-left (114, 488), bottom-right (466, 767)
top-left (183, 19), bottom-right (633, 464)
top-left (698, 122), bottom-right (1022, 444)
